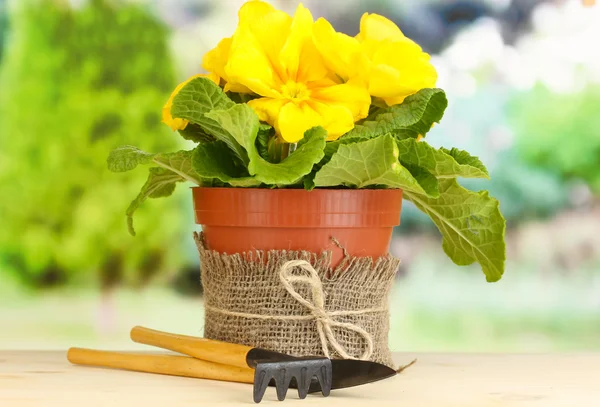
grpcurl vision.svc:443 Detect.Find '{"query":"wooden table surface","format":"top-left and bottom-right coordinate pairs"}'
top-left (1, 351), bottom-right (598, 407)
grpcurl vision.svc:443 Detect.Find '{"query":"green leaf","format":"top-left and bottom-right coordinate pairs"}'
top-left (303, 141), bottom-right (341, 190)
top-left (313, 135), bottom-right (439, 196)
top-left (192, 141), bottom-right (261, 187)
top-left (251, 126), bottom-right (327, 185)
top-left (107, 146), bottom-right (203, 185)
top-left (107, 145), bottom-right (155, 172)
top-left (397, 138), bottom-right (490, 179)
top-left (126, 167), bottom-right (184, 236)
top-left (170, 77), bottom-right (249, 163)
top-left (402, 163), bottom-right (440, 196)
top-left (178, 123), bottom-right (215, 143)
top-left (440, 147), bottom-right (489, 178)
top-left (152, 150), bottom-right (203, 185)
top-left (204, 104), bottom-right (327, 185)
top-left (124, 150), bottom-right (205, 235)
top-left (404, 179), bottom-right (506, 282)
top-left (256, 124), bottom-right (272, 161)
top-left (343, 88), bottom-right (447, 141)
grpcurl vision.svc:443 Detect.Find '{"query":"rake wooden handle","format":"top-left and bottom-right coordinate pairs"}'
top-left (130, 326), bottom-right (254, 369)
top-left (67, 347), bottom-right (254, 384)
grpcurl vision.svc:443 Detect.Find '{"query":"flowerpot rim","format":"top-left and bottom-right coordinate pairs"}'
top-left (189, 186), bottom-right (403, 194)
top-left (191, 186), bottom-right (403, 228)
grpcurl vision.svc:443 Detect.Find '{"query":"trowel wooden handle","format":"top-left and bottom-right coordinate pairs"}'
top-left (130, 326), bottom-right (254, 369)
top-left (67, 347), bottom-right (254, 384)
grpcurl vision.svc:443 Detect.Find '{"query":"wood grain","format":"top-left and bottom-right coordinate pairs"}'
top-left (130, 326), bottom-right (254, 369)
top-left (1, 351), bottom-right (599, 406)
top-left (67, 348), bottom-right (254, 384)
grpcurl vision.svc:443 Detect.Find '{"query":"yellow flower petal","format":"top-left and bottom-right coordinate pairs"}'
top-left (238, 0), bottom-right (276, 22)
top-left (202, 37), bottom-right (230, 82)
top-left (202, 37), bottom-right (252, 94)
top-left (312, 18), bottom-right (364, 82)
top-left (360, 36), bottom-right (437, 104)
top-left (357, 13), bottom-right (405, 42)
top-left (367, 64), bottom-right (408, 99)
top-left (225, 0), bottom-right (291, 95)
top-left (162, 73), bottom-right (219, 131)
top-left (226, 36), bottom-right (283, 98)
top-left (277, 102), bottom-right (322, 143)
top-left (310, 79), bottom-right (371, 121)
top-left (307, 101), bottom-right (355, 141)
top-left (279, 4), bottom-right (313, 82)
top-left (248, 97), bottom-right (287, 124)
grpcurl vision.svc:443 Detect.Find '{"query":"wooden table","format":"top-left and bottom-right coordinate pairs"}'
top-left (1, 351), bottom-right (598, 406)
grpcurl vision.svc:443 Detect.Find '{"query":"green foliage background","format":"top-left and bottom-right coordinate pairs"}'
top-left (510, 85), bottom-right (600, 193)
top-left (0, 0), bottom-right (190, 288)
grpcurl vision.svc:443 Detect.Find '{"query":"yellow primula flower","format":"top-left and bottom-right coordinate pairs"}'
top-left (313, 12), bottom-right (437, 106)
top-left (357, 13), bottom-right (437, 106)
top-left (221, 1), bottom-right (370, 142)
top-left (162, 72), bottom-right (220, 131)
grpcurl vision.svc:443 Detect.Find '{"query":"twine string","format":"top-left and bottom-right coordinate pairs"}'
top-left (205, 259), bottom-right (385, 360)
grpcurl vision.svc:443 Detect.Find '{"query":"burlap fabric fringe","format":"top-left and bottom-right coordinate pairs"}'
top-left (194, 232), bottom-right (401, 368)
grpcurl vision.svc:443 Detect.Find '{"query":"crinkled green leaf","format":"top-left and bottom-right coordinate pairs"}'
top-left (192, 141), bottom-right (261, 187)
top-left (107, 147), bottom-right (204, 234)
top-left (402, 163), bottom-right (440, 196)
top-left (440, 147), bottom-right (489, 178)
top-left (126, 167), bottom-right (184, 236)
top-left (204, 104), bottom-right (327, 185)
top-left (313, 135), bottom-right (439, 196)
top-left (178, 123), bottom-right (215, 143)
top-left (404, 179), bottom-right (506, 282)
top-left (107, 146), bottom-right (202, 185)
top-left (256, 124), bottom-right (272, 161)
top-left (303, 141), bottom-right (341, 190)
top-left (124, 150), bottom-right (204, 235)
top-left (343, 88), bottom-right (447, 141)
top-left (251, 126), bottom-right (327, 185)
top-left (170, 77), bottom-right (248, 163)
top-left (397, 138), bottom-right (489, 179)
top-left (152, 150), bottom-right (202, 185)
top-left (107, 145), bottom-right (155, 172)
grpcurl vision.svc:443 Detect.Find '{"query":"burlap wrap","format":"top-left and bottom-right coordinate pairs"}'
top-left (194, 232), bottom-right (401, 368)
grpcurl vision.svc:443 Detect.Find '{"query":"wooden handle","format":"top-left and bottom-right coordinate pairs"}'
top-left (130, 326), bottom-right (254, 369)
top-left (67, 348), bottom-right (254, 384)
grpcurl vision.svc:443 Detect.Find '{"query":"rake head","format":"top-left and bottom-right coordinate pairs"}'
top-left (252, 357), bottom-right (332, 403)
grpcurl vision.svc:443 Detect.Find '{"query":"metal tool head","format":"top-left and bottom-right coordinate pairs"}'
top-left (313, 358), bottom-right (397, 392)
top-left (252, 358), bottom-right (332, 403)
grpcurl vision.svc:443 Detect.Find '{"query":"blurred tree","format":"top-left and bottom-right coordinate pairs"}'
top-left (510, 85), bottom-right (600, 194)
top-left (0, 0), bottom-right (7, 62)
top-left (0, 0), bottom-right (191, 290)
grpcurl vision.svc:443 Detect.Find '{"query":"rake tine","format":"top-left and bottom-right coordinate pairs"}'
top-left (252, 366), bottom-right (272, 404)
top-left (317, 363), bottom-right (332, 397)
top-left (274, 367), bottom-right (292, 401)
top-left (296, 366), bottom-right (310, 399)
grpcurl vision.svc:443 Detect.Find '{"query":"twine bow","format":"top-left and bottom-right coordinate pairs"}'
top-left (204, 259), bottom-right (387, 361)
top-left (278, 259), bottom-right (376, 360)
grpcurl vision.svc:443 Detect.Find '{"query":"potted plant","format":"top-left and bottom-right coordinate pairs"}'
top-left (107, 0), bottom-right (506, 367)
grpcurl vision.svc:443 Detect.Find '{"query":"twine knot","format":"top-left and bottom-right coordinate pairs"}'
top-left (278, 259), bottom-right (374, 360)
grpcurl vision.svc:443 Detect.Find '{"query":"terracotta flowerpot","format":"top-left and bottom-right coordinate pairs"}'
top-left (192, 187), bottom-right (403, 266)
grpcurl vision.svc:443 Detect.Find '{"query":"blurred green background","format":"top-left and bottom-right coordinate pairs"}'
top-left (1, 0), bottom-right (599, 353)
